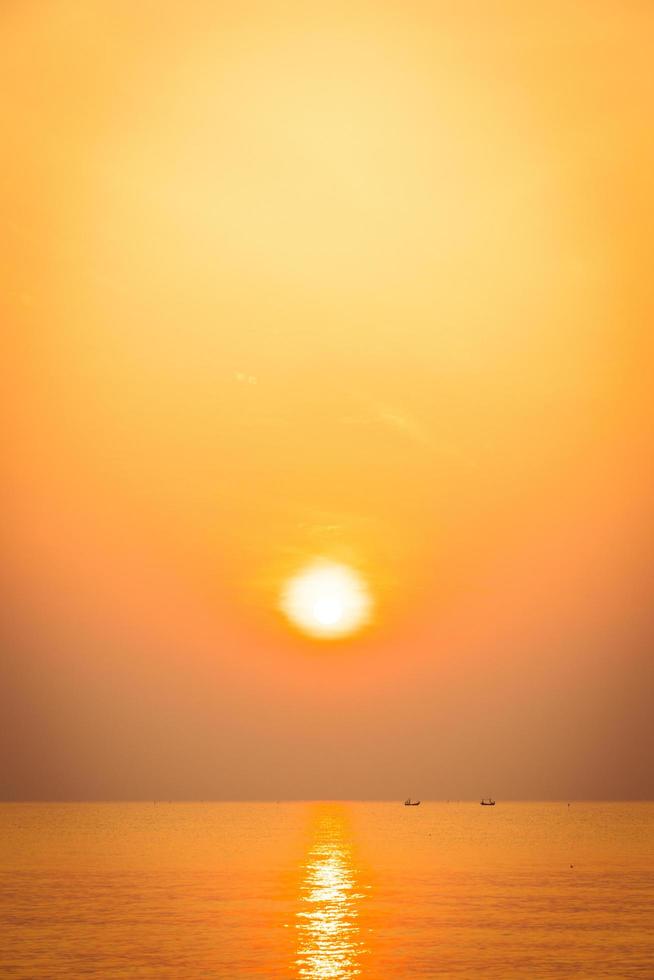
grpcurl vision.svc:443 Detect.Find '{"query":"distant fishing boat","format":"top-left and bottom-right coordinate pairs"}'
top-left (404, 798), bottom-right (421, 806)
top-left (480, 798), bottom-right (496, 806)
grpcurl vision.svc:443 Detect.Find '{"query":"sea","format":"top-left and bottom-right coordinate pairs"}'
top-left (1, 802), bottom-right (652, 978)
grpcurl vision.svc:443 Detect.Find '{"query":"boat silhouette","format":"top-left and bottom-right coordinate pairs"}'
top-left (404, 798), bottom-right (421, 806)
top-left (480, 798), bottom-right (496, 806)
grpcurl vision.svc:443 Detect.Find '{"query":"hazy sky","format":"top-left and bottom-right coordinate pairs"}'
top-left (2, 0), bottom-right (653, 800)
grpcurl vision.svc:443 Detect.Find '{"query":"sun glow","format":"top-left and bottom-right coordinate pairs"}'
top-left (280, 561), bottom-right (373, 639)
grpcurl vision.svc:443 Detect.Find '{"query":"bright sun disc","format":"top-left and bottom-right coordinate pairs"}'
top-left (280, 560), bottom-right (373, 639)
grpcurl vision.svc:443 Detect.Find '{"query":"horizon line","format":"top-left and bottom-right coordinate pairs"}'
top-left (2, 797), bottom-right (653, 804)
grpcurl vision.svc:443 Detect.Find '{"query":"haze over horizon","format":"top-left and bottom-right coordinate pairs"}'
top-left (2, 0), bottom-right (653, 802)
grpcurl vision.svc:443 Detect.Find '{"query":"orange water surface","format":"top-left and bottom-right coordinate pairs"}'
top-left (1, 802), bottom-right (652, 977)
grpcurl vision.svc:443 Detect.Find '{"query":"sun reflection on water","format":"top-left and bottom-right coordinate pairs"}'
top-left (295, 808), bottom-right (367, 979)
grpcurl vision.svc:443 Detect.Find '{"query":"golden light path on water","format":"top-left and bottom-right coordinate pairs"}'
top-left (295, 809), bottom-right (367, 978)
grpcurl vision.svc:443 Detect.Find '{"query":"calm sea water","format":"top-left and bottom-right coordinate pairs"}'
top-left (0, 802), bottom-right (652, 978)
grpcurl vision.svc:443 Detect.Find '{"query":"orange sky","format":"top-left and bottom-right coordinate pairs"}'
top-left (2, 0), bottom-right (653, 799)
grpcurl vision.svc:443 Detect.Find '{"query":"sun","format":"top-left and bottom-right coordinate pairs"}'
top-left (280, 560), bottom-right (373, 639)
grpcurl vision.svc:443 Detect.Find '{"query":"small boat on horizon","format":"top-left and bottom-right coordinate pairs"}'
top-left (404, 798), bottom-right (421, 806)
top-left (480, 798), bottom-right (496, 806)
